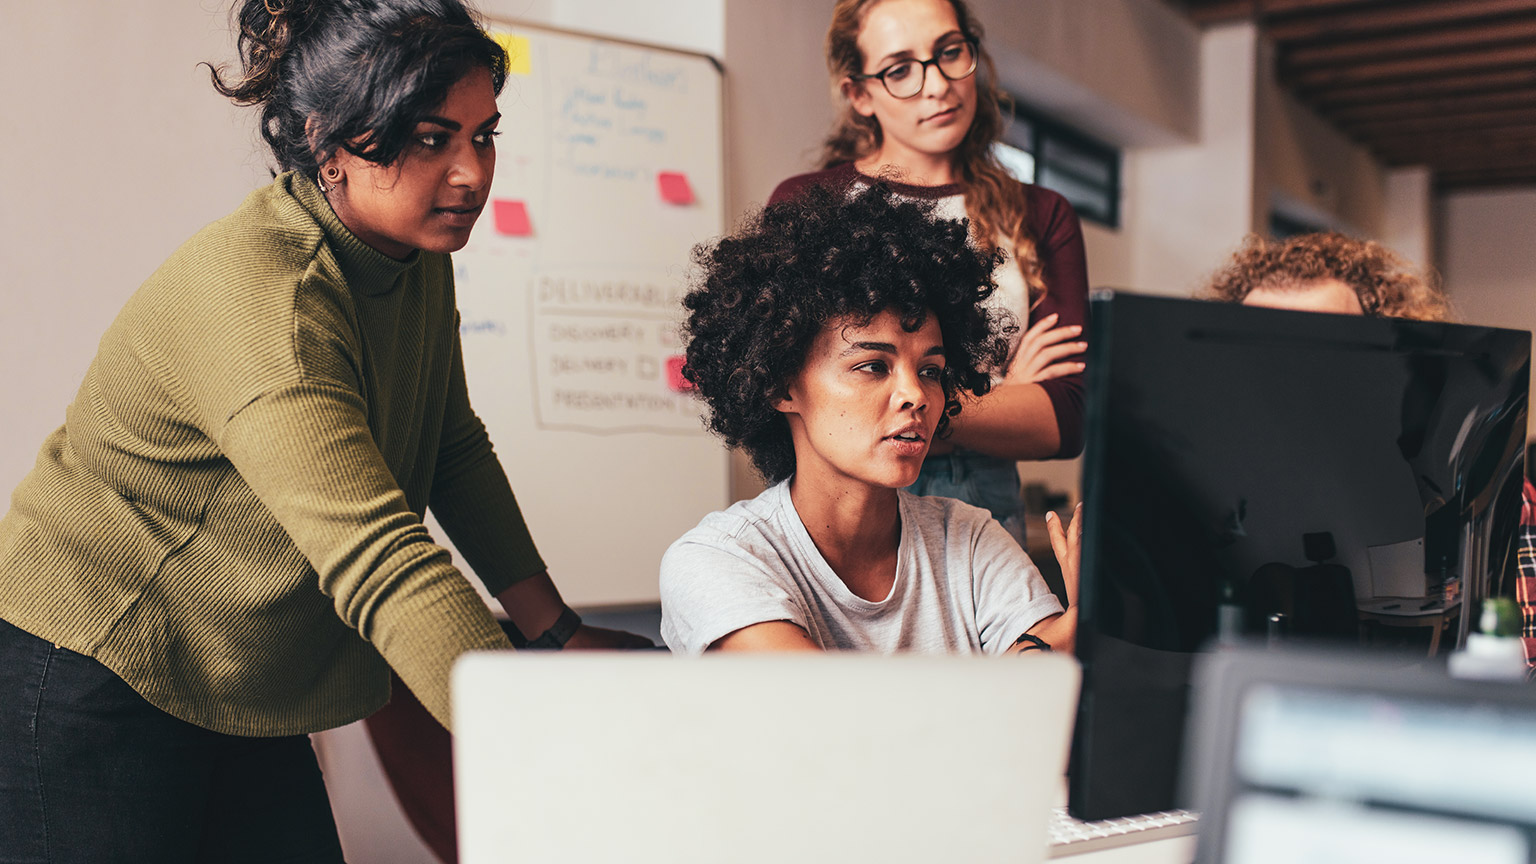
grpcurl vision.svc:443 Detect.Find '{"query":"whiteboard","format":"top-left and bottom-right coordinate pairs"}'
top-left (440, 21), bottom-right (727, 607)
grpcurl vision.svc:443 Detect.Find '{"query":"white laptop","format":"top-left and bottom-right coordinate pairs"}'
top-left (452, 652), bottom-right (1080, 864)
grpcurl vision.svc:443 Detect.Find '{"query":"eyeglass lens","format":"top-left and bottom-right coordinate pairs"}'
top-left (878, 41), bottom-right (976, 98)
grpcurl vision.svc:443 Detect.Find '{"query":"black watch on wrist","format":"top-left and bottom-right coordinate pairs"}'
top-left (525, 606), bottom-right (582, 650)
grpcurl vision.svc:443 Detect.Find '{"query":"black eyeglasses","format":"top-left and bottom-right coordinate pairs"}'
top-left (851, 39), bottom-right (978, 100)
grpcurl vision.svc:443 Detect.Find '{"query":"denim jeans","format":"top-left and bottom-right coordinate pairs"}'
top-left (907, 450), bottom-right (1026, 545)
top-left (0, 617), bottom-right (346, 864)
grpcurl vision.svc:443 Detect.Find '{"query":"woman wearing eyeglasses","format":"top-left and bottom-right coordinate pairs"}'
top-left (769, 0), bottom-right (1090, 546)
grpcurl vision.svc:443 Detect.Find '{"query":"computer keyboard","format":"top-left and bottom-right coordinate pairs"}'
top-left (1047, 807), bottom-right (1199, 856)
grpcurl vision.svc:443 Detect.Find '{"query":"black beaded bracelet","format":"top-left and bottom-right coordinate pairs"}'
top-left (525, 606), bottom-right (583, 650)
top-left (1013, 633), bottom-right (1053, 653)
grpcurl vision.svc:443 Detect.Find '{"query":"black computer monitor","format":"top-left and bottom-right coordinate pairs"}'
top-left (1069, 292), bottom-right (1530, 820)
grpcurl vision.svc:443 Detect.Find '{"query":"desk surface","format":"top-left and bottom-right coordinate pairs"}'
top-left (1357, 597), bottom-right (1460, 618)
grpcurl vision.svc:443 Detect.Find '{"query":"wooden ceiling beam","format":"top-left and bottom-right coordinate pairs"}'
top-left (1371, 128), bottom-right (1536, 148)
top-left (1370, 126), bottom-right (1536, 155)
top-left (1374, 153), bottom-right (1536, 174)
top-left (1412, 168), bottom-right (1536, 184)
top-left (1342, 106), bottom-right (1536, 137)
top-left (1436, 169), bottom-right (1536, 190)
top-left (1397, 162), bottom-right (1536, 183)
top-left (1370, 139), bottom-right (1536, 168)
top-left (1264, 0), bottom-right (1536, 43)
top-left (1436, 161), bottom-right (1536, 179)
top-left (1302, 66), bottom-right (1536, 107)
top-left (1179, 0), bottom-right (1390, 26)
top-left (1328, 88), bottom-right (1536, 123)
top-left (1282, 15), bottom-right (1536, 68)
top-left (1170, 1), bottom-right (1536, 191)
top-left (1287, 41), bottom-right (1536, 90)
top-left (1374, 131), bottom-right (1536, 152)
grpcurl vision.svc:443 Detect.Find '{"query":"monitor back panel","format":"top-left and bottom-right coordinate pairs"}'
top-left (1072, 292), bottom-right (1529, 819)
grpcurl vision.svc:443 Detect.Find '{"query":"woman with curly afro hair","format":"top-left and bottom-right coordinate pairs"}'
top-left (768, 0), bottom-right (1092, 547)
top-left (1205, 232), bottom-right (1452, 320)
top-left (660, 182), bottom-right (1078, 655)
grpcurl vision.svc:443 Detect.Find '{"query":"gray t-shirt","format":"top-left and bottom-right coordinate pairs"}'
top-left (660, 480), bottom-right (1064, 655)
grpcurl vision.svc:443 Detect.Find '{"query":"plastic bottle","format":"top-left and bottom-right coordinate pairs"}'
top-left (1448, 597), bottom-right (1527, 681)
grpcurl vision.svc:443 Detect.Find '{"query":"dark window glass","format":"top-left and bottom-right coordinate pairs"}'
top-left (1269, 211), bottom-right (1329, 239)
top-left (998, 97), bottom-right (1120, 229)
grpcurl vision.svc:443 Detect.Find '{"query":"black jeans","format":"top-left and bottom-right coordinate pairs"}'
top-left (0, 617), bottom-right (346, 864)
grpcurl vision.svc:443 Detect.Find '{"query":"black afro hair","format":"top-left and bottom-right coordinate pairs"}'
top-left (681, 180), bottom-right (1015, 483)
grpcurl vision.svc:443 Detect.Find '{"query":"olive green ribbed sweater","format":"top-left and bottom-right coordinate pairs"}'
top-left (0, 172), bottom-right (544, 735)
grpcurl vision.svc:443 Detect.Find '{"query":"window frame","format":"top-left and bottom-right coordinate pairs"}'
top-left (999, 97), bottom-right (1122, 229)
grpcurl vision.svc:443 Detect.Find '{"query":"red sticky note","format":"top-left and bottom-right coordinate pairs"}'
top-left (493, 199), bottom-right (533, 236)
top-left (657, 172), bottom-right (694, 206)
top-left (665, 355), bottom-right (693, 392)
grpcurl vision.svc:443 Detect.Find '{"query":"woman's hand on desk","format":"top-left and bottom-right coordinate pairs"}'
top-left (495, 572), bottom-right (654, 649)
top-left (564, 625), bottom-right (656, 650)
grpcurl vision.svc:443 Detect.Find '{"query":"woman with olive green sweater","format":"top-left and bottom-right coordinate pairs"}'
top-left (0, 2), bottom-right (643, 860)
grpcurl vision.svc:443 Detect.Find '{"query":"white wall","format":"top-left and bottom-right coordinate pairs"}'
top-left (1123, 23), bottom-right (1259, 298)
top-left (0, 3), bottom-right (269, 499)
top-left (974, 0), bottom-right (1201, 148)
top-left (1382, 167), bottom-right (1435, 272)
top-left (1440, 188), bottom-right (1536, 436)
top-left (1255, 39), bottom-right (1387, 241)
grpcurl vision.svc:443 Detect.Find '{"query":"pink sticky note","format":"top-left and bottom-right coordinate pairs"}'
top-left (665, 355), bottom-right (693, 392)
top-left (657, 172), bottom-right (695, 206)
top-left (493, 199), bottom-right (533, 236)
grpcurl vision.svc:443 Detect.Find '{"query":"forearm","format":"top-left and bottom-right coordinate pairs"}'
top-left (219, 385), bottom-right (516, 728)
top-left (1017, 608), bottom-right (1077, 655)
top-left (431, 331), bottom-right (548, 596)
top-left (941, 383), bottom-right (1061, 460)
top-left (429, 464), bottom-right (547, 596)
top-left (494, 571), bottom-right (567, 641)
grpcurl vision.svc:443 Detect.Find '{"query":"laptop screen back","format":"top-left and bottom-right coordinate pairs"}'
top-left (452, 652), bottom-right (1080, 863)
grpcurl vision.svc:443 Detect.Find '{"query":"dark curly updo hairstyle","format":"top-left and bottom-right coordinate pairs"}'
top-left (683, 181), bottom-right (1015, 484)
top-left (208, 0), bottom-right (508, 177)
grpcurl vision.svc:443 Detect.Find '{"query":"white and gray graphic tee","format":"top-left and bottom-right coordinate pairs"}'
top-left (660, 480), bottom-right (1064, 655)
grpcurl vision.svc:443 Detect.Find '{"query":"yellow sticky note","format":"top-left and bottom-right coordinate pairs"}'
top-left (491, 32), bottom-right (532, 77)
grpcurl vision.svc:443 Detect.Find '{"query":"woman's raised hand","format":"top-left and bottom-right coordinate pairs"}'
top-left (1045, 502), bottom-right (1082, 610)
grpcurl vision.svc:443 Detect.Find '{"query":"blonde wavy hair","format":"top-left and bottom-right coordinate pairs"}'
top-left (821, 0), bottom-right (1047, 307)
top-left (1205, 232), bottom-right (1452, 322)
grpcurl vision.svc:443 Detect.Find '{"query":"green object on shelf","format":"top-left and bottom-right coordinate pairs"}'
top-left (1480, 597), bottom-right (1522, 637)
